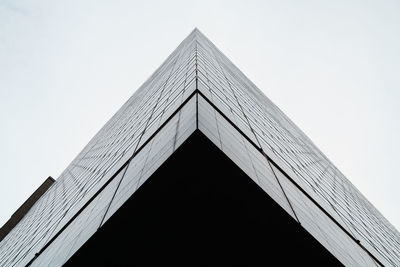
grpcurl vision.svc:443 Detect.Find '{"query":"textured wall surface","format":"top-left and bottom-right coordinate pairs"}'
top-left (0, 29), bottom-right (398, 267)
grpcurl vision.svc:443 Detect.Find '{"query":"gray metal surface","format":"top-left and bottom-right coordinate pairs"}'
top-left (0, 29), bottom-right (398, 266)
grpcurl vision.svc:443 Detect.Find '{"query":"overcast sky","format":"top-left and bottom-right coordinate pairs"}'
top-left (0, 0), bottom-right (399, 231)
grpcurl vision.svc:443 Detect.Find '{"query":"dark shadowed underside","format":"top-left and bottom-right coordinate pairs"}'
top-left (65, 131), bottom-right (342, 266)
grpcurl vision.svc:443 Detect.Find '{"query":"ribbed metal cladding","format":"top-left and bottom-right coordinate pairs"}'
top-left (0, 29), bottom-right (398, 266)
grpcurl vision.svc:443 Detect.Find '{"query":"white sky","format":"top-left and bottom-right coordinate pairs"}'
top-left (0, 0), bottom-right (399, 231)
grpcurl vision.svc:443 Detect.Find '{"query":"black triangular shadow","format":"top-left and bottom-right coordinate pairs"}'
top-left (65, 130), bottom-right (342, 266)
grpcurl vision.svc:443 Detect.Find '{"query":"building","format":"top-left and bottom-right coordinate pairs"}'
top-left (0, 29), bottom-right (399, 266)
top-left (0, 177), bottom-right (54, 243)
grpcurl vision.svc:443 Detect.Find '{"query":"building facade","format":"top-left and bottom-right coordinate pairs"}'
top-left (0, 29), bottom-right (399, 266)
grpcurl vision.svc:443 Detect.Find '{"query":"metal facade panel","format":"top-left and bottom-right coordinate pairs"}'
top-left (0, 29), bottom-right (398, 266)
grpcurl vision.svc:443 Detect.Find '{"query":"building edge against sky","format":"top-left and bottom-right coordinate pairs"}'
top-left (0, 29), bottom-right (399, 266)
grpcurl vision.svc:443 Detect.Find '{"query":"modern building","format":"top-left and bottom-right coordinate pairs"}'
top-left (0, 29), bottom-right (399, 266)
